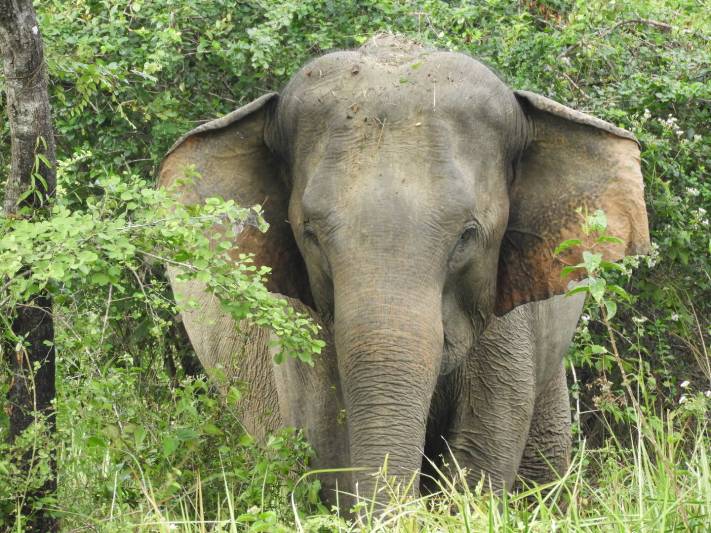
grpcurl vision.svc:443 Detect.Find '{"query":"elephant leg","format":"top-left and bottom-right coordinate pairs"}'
top-left (517, 363), bottom-right (571, 485)
top-left (168, 271), bottom-right (349, 505)
top-left (271, 300), bottom-right (350, 509)
top-left (444, 306), bottom-right (537, 491)
top-left (166, 268), bottom-right (283, 438)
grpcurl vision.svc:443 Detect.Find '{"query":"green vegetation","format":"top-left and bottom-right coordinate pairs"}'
top-left (1, 0), bottom-right (709, 530)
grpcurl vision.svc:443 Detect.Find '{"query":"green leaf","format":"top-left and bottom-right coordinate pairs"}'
top-left (48, 262), bottom-right (65, 279)
top-left (561, 264), bottom-right (584, 278)
top-left (554, 239), bottom-right (581, 255)
top-left (162, 436), bottom-right (179, 457)
top-left (297, 350), bottom-right (314, 366)
top-left (86, 436), bottom-right (106, 449)
top-left (582, 251), bottom-right (602, 273)
top-left (202, 423), bottom-right (223, 436)
top-left (273, 350), bottom-right (285, 365)
top-left (589, 277), bottom-right (606, 303)
top-left (604, 299), bottom-right (618, 320)
top-left (226, 386), bottom-right (242, 407)
top-left (134, 426), bottom-right (147, 448)
top-left (90, 272), bottom-right (111, 285)
top-left (175, 428), bottom-right (200, 442)
top-left (607, 284), bottom-right (631, 302)
top-left (600, 261), bottom-right (626, 272)
top-left (566, 285), bottom-right (590, 297)
top-left (595, 235), bottom-right (623, 245)
top-left (586, 209), bottom-right (608, 234)
top-left (77, 250), bottom-right (99, 264)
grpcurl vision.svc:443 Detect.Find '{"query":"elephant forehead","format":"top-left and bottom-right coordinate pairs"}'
top-left (280, 49), bottom-right (514, 133)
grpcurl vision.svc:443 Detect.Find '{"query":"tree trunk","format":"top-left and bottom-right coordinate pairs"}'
top-left (0, 1), bottom-right (57, 531)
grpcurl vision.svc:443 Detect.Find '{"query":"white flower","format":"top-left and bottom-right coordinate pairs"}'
top-left (670, 313), bottom-right (680, 321)
top-left (705, 390), bottom-right (711, 398)
top-left (679, 395), bottom-right (687, 404)
top-left (680, 380), bottom-right (690, 389)
top-left (698, 207), bottom-right (707, 216)
top-left (645, 242), bottom-right (660, 268)
top-left (686, 187), bottom-right (700, 197)
top-left (632, 316), bottom-right (648, 324)
top-left (623, 254), bottom-right (640, 271)
top-left (693, 134), bottom-right (702, 142)
top-left (581, 314), bottom-right (590, 323)
top-left (643, 108), bottom-right (651, 119)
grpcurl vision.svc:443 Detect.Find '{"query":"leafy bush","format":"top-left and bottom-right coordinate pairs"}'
top-left (0, 153), bottom-right (324, 527)
top-left (0, 0), bottom-right (708, 529)
top-left (57, 364), bottom-right (321, 529)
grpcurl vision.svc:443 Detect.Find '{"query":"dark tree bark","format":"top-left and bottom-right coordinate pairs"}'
top-left (0, 1), bottom-right (57, 531)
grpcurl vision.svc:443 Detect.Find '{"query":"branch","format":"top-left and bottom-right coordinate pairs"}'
top-left (559, 18), bottom-right (674, 59)
top-left (607, 18), bottom-right (673, 33)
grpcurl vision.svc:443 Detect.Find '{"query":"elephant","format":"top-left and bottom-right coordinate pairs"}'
top-left (158, 35), bottom-right (649, 507)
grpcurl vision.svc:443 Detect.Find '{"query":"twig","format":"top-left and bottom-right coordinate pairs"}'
top-left (139, 250), bottom-right (197, 270)
top-left (16, 346), bottom-right (41, 513)
top-left (608, 18), bottom-right (673, 33)
top-left (374, 117), bottom-right (387, 149)
top-left (688, 301), bottom-right (710, 388)
top-left (570, 363), bottom-right (582, 448)
top-left (208, 92), bottom-right (238, 105)
top-left (115, 213), bottom-right (227, 232)
top-left (560, 71), bottom-right (589, 99)
top-left (128, 266), bottom-right (158, 325)
top-left (559, 18), bottom-right (674, 58)
top-left (99, 283), bottom-right (113, 348)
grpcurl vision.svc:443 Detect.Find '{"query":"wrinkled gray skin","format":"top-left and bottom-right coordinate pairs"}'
top-left (274, 46), bottom-right (579, 495)
top-left (161, 36), bottom-right (648, 508)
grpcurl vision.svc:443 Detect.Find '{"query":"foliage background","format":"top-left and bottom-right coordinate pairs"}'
top-left (0, 0), bottom-right (709, 529)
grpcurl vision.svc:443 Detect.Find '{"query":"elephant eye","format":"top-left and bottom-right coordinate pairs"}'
top-left (457, 222), bottom-right (482, 247)
top-left (459, 226), bottom-right (477, 244)
top-left (448, 223), bottom-right (480, 271)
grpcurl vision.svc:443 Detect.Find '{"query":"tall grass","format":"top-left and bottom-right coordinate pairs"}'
top-left (100, 402), bottom-right (709, 532)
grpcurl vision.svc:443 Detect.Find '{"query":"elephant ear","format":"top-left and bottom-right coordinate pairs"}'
top-left (158, 93), bottom-right (311, 303)
top-left (495, 91), bottom-right (650, 316)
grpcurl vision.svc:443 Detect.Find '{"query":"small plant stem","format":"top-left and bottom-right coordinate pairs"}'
top-left (600, 304), bottom-right (691, 529)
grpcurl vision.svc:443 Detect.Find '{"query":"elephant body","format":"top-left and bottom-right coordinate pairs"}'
top-left (160, 35), bottom-right (649, 506)
top-left (427, 292), bottom-right (586, 490)
top-left (171, 270), bottom-right (583, 499)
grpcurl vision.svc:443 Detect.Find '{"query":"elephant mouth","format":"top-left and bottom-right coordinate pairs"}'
top-left (440, 310), bottom-right (489, 375)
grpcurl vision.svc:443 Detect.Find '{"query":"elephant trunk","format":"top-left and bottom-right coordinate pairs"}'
top-left (333, 277), bottom-right (443, 502)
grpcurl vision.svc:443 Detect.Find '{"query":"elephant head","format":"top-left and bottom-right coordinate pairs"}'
top-left (159, 36), bottom-right (649, 495)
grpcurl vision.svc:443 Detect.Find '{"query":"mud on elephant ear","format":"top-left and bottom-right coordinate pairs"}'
top-left (158, 92), bottom-right (313, 307)
top-left (495, 91), bottom-right (651, 316)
